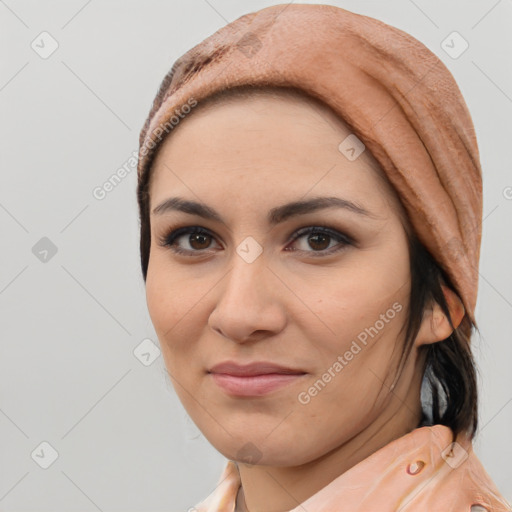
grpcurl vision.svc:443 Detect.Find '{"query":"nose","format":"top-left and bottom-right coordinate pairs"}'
top-left (208, 255), bottom-right (287, 344)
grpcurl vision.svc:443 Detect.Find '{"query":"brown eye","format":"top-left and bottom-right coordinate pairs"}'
top-left (289, 226), bottom-right (353, 255)
top-left (159, 226), bottom-right (221, 256)
top-left (188, 232), bottom-right (212, 250)
top-left (307, 233), bottom-right (331, 251)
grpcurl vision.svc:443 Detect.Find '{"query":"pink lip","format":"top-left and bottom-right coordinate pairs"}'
top-left (208, 361), bottom-right (307, 397)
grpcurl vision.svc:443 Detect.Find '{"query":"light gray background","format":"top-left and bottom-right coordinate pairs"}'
top-left (1, 1), bottom-right (511, 510)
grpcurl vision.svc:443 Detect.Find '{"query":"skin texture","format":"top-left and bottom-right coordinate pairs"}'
top-left (145, 91), bottom-right (464, 512)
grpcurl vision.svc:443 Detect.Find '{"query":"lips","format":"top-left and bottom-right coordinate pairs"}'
top-left (208, 361), bottom-right (306, 376)
top-left (208, 361), bottom-right (307, 397)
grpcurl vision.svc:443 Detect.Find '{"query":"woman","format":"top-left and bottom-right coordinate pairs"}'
top-left (136, 3), bottom-right (511, 511)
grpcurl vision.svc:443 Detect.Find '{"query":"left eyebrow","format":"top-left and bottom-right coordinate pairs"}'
top-left (268, 196), bottom-right (380, 224)
top-left (151, 196), bottom-right (380, 226)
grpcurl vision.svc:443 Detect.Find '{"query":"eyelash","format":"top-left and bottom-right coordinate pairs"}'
top-left (157, 224), bottom-right (354, 258)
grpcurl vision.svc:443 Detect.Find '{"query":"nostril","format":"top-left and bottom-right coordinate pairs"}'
top-left (470, 505), bottom-right (488, 512)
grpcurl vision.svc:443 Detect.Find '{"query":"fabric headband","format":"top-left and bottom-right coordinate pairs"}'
top-left (137, 3), bottom-right (483, 338)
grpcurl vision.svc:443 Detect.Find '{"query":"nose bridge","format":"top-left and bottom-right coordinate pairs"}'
top-left (222, 247), bottom-right (268, 306)
top-left (209, 246), bottom-right (287, 342)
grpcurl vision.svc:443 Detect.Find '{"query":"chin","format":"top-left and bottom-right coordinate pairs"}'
top-left (209, 434), bottom-right (318, 468)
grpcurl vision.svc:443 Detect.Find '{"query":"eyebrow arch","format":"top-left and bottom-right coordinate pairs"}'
top-left (152, 196), bottom-right (380, 225)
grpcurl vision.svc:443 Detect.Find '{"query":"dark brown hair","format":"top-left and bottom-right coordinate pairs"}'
top-left (137, 85), bottom-right (478, 441)
top-left (403, 233), bottom-right (478, 440)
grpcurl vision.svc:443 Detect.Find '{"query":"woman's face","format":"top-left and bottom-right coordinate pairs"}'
top-left (145, 92), bottom-right (417, 466)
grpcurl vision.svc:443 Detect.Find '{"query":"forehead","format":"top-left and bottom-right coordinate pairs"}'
top-left (153, 89), bottom-right (361, 165)
top-left (148, 90), bottom-right (409, 225)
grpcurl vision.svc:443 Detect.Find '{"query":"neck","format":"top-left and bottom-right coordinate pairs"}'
top-left (235, 365), bottom-right (424, 512)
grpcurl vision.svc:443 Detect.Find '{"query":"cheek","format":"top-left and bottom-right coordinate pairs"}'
top-left (292, 244), bottom-right (410, 408)
top-left (287, 308), bottom-right (407, 460)
top-left (146, 253), bottom-right (199, 332)
top-left (295, 255), bottom-right (409, 346)
top-left (146, 262), bottom-right (210, 417)
top-left (145, 256), bottom-right (208, 370)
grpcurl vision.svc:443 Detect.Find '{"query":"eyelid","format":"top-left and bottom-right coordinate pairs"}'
top-left (291, 225), bottom-right (354, 245)
top-left (157, 226), bottom-right (221, 253)
top-left (157, 223), bottom-right (355, 257)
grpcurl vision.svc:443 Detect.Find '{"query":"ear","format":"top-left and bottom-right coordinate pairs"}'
top-left (415, 286), bottom-right (466, 347)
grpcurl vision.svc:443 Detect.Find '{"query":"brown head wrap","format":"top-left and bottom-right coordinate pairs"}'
top-left (137, 3), bottom-right (483, 335)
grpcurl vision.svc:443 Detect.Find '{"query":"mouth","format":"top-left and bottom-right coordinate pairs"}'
top-left (207, 361), bottom-right (307, 397)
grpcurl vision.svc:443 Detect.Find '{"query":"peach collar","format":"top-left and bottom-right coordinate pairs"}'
top-left (194, 424), bottom-right (510, 511)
